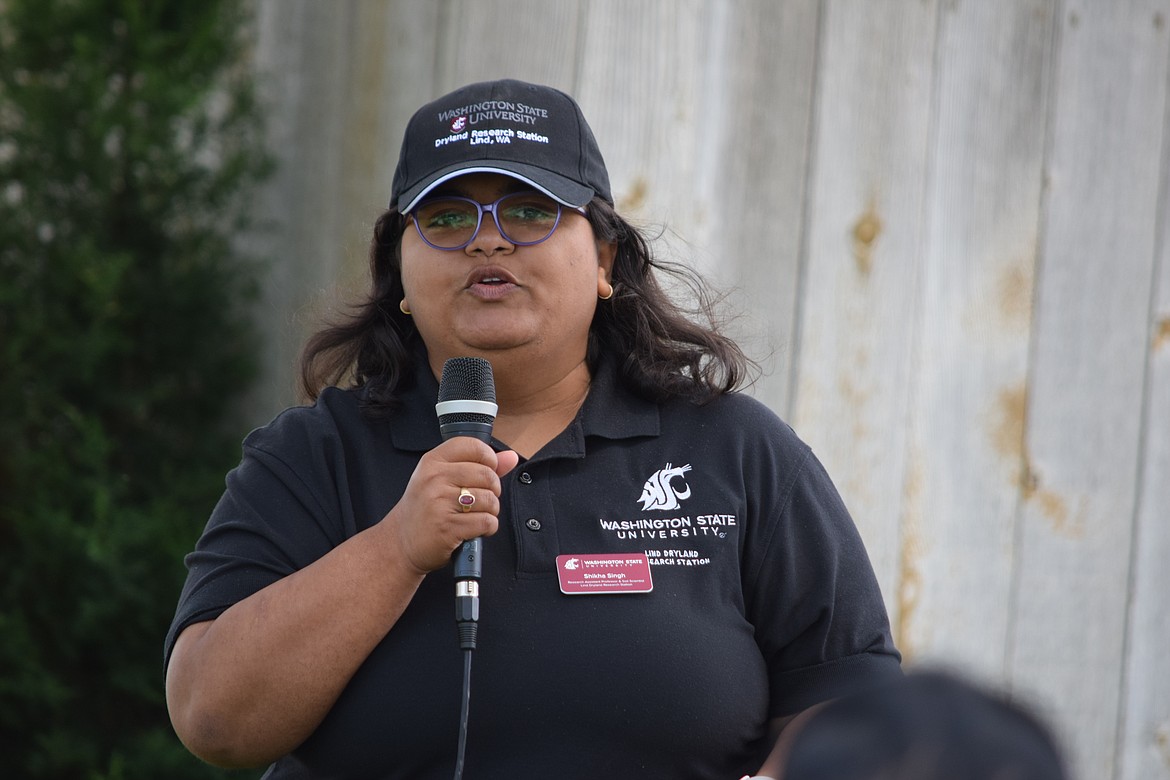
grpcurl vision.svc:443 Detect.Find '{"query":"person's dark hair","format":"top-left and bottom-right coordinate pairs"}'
top-left (782, 670), bottom-right (1068, 780)
top-left (299, 198), bottom-right (754, 411)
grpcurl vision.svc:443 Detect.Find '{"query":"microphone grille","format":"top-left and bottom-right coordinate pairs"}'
top-left (438, 357), bottom-right (496, 404)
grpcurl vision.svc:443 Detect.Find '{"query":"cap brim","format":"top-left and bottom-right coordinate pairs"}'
top-left (397, 162), bottom-right (595, 213)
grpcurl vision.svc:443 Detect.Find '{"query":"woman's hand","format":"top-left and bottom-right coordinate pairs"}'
top-left (383, 437), bottom-right (519, 574)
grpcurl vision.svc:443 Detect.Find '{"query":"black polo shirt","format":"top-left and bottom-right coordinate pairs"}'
top-left (166, 356), bottom-right (900, 779)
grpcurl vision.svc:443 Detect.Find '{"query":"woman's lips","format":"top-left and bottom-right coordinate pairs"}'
top-left (465, 267), bottom-right (518, 299)
top-left (468, 278), bottom-right (518, 300)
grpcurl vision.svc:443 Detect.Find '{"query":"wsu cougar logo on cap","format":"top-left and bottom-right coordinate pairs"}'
top-left (638, 463), bottom-right (692, 511)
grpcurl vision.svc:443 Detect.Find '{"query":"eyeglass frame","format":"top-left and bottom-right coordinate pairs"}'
top-left (407, 191), bottom-right (588, 251)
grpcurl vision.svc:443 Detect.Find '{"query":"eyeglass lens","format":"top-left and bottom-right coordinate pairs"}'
top-left (413, 192), bottom-right (562, 249)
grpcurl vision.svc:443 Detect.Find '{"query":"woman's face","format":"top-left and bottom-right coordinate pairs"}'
top-left (400, 173), bottom-right (614, 372)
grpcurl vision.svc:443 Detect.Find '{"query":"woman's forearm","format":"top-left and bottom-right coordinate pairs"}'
top-left (165, 518), bottom-right (426, 768)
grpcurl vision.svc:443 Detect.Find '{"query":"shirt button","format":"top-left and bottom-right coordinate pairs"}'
top-left (525, 518), bottom-right (542, 531)
top-left (519, 472), bottom-right (533, 484)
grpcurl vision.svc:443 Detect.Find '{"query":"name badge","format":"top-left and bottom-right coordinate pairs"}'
top-left (556, 553), bottom-right (654, 595)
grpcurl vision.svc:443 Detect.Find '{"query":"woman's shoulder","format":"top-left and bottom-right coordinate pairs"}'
top-left (648, 390), bottom-right (813, 481)
top-left (242, 386), bottom-right (367, 454)
top-left (668, 390), bottom-right (801, 442)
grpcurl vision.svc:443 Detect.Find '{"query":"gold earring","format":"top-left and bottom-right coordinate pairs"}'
top-left (399, 299), bottom-right (411, 315)
top-left (599, 282), bottom-right (614, 301)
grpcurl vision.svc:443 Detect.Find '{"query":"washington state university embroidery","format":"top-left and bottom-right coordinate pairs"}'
top-left (638, 463), bottom-right (692, 511)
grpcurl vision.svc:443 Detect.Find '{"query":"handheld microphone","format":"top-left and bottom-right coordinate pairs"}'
top-left (436, 357), bottom-right (497, 651)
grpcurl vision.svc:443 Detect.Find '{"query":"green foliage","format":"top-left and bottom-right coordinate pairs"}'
top-left (0, 0), bottom-right (270, 776)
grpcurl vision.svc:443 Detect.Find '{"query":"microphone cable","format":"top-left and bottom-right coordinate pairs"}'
top-left (454, 647), bottom-right (473, 780)
top-left (453, 538), bottom-right (481, 780)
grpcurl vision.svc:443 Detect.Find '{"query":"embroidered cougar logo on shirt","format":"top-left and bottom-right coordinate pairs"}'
top-left (638, 463), bottom-right (693, 511)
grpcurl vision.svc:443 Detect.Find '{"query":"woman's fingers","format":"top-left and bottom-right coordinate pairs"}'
top-left (384, 438), bottom-right (511, 573)
top-left (495, 449), bottom-right (520, 477)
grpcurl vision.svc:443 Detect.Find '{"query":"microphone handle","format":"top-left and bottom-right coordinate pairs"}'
top-left (438, 421), bottom-right (491, 582)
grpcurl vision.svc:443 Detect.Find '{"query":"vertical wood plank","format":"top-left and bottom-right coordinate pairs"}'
top-left (244, 0), bottom-right (364, 421)
top-left (1118, 20), bottom-right (1170, 777)
top-left (902, 0), bottom-right (1056, 680)
top-left (1009, 2), bottom-right (1170, 778)
top-left (710, 1), bottom-right (820, 418)
top-left (792, 0), bottom-right (939, 621)
top-left (576, 0), bottom-right (717, 231)
top-left (434, 0), bottom-right (583, 91)
top-left (332, 0), bottom-right (444, 285)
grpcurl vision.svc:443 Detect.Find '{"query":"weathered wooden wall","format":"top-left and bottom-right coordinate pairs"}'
top-left (242, 1), bottom-right (1170, 778)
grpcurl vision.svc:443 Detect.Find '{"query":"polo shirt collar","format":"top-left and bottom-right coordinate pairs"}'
top-left (577, 354), bottom-right (660, 441)
top-left (386, 355), bottom-right (444, 452)
top-left (386, 350), bottom-right (660, 455)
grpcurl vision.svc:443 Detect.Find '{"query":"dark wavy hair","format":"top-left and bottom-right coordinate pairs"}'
top-left (782, 671), bottom-right (1068, 780)
top-left (299, 198), bottom-right (754, 411)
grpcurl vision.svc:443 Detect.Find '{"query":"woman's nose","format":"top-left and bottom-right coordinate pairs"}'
top-left (464, 211), bottom-right (514, 256)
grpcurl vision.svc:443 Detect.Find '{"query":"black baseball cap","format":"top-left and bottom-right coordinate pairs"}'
top-left (390, 79), bottom-right (612, 213)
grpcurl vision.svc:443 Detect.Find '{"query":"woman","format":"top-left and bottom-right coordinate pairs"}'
top-left (165, 78), bottom-right (901, 779)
